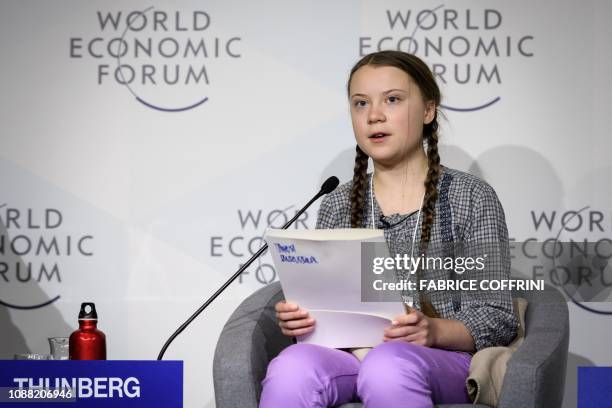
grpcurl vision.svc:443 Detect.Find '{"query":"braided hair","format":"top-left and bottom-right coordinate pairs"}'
top-left (347, 51), bottom-right (442, 318)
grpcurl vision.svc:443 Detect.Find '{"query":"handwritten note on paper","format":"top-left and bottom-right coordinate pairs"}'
top-left (265, 228), bottom-right (404, 348)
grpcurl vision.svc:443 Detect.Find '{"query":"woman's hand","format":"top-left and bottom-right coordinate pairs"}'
top-left (383, 309), bottom-right (438, 347)
top-left (275, 300), bottom-right (316, 337)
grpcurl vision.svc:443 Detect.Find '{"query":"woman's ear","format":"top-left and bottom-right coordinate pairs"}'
top-left (424, 101), bottom-right (436, 125)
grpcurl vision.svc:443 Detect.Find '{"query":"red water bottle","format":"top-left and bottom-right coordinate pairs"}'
top-left (69, 302), bottom-right (106, 360)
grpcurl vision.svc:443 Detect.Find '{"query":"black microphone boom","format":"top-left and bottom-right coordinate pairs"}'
top-left (157, 176), bottom-right (339, 360)
top-left (319, 176), bottom-right (340, 195)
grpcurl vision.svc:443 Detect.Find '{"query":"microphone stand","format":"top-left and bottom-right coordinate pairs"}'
top-left (157, 177), bottom-right (338, 360)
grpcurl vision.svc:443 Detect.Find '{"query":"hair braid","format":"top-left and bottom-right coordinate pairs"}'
top-left (420, 121), bottom-right (441, 245)
top-left (350, 145), bottom-right (369, 228)
top-left (418, 118), bottom-right (442, 318)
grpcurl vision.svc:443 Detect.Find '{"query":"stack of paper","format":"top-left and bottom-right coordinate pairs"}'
top-left (265, 228), bottom-right (405, 348)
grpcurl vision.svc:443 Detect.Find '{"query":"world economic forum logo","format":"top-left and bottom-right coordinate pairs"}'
top-left (358, 4), bottom-right (535, 112)
top-left (69, 6), bottom-right (242, 112)
top-left (530, 206), bottom-right (612, 316)
top-left (0, 204), bottom-right (94, 310)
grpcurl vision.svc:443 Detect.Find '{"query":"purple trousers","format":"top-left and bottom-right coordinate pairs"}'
top-left (260, 342), bottom-right (471, 408)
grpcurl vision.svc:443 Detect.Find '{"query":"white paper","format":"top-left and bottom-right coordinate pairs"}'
top-left (264, 228), bottom-right (405, 348)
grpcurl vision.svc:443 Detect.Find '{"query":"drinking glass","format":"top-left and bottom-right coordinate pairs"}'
top-left (48, 337), bottom-right (70, 360)
top-left (14, 353), bottom-right (52, 360)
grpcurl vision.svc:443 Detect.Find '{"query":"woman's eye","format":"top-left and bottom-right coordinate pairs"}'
top-left (387, 95), bottom-right (400, 103)
top-left (354, 100), bottom-right (367, 108)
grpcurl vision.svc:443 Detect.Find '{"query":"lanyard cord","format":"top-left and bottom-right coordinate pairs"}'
top-left (370, 172), bottom-right (425, 308)
top-left (369, 172), bottom-right (424, 261)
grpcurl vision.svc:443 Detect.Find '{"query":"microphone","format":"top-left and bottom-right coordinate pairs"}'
top-left (319, 176), bottom-right (340, 196)
top-left (157, 176), bottom-right (340, 360)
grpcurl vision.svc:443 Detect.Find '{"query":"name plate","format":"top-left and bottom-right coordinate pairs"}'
top-left (578, 367), bottom-right (612, 408)
top-left (0, 360), bottom-right (182, 407)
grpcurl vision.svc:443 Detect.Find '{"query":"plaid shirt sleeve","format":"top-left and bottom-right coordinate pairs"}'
top-left (316, 194), bottom-right (336, 229)
top-left (315, 182), bottom-right (352, 229)
top-left (453, 182), bottom-right (519, 351)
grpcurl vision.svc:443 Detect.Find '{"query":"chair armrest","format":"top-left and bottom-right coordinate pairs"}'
top-left (213, 282), bottom-right (292, 408)
top-left (498, 287), bottom-right (569, 408)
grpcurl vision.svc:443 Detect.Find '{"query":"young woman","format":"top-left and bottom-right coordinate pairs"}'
top-left (260, 51), bottom-right (518, 408)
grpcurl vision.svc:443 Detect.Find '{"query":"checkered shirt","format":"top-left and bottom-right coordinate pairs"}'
top-left (316, 166), bottom-right (519, 351)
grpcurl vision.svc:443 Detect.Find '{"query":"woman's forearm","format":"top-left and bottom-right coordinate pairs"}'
top-left (431, 318), bottom-right (475, 352)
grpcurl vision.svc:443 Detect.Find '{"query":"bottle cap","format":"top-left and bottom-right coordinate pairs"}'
top-left (78, 302), bottom-right (98, 320)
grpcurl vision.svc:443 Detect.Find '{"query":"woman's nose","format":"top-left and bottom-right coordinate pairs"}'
top-left (367, 103), bottom-right (385, 124)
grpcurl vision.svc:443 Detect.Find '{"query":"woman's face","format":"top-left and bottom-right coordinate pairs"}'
top-left (349, 65), bottom-right (435, 167)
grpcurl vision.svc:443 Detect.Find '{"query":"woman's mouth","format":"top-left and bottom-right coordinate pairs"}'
top-left (368, 132), bottom-right (390, 142)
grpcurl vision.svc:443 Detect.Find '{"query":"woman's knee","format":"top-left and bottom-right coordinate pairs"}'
top-left (357, 342), bottom-right (432, 393)
top-left (261, 344), bottom-right (358, 407)
top-left (265, 344), bottom-right (324, 382)
top-left (261, 344), bottom-right (326, 406)
top-left (264, 343), bottom-right (361, 391)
